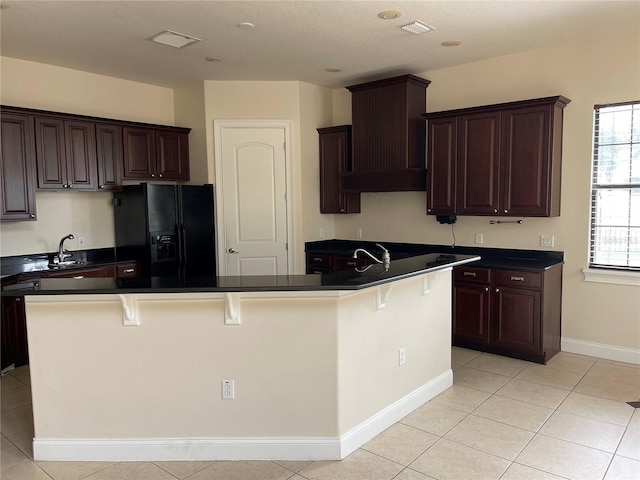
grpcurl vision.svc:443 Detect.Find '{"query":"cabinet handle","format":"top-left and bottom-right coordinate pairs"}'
top-left (495, 288), bottom-right (500, 292)
top-left (313, 257), bottom-right (323, 262)
top-left (159, 174), bottom-right (163, 178)
top-left (511, 276), bottom-right (525, 281)
top-left (463, 272), bottom-right (477, 277)
top-left (73, 275), bottom-right (84, 279)
top-left (494, 209), bottom-right (498, 213)
top-left (504, 209), bottom-right (508, 214)
top-left (484, 287), bottom-right (489, 292)
top-left (151, 174), bottom-right (155, 178)
top-left (123, 268), bottom-right (134, 273)
top-left (99, 185), bottom-right (105, 189)
top-left (340, 208), bottom-right (344, 212)
top-left (346, 261), bottom-right (356, 266)
top-left (427, 208), bottom-right (432, 213)
top-left (29, 214), bottom-right (35, 218)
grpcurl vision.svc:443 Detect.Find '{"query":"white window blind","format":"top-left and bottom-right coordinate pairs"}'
top-left (589, 101), bottom-right (640, 270)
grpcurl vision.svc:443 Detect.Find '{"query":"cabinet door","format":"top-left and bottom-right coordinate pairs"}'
top-left (453, 282), bottom-right (491, 344)
top-left (156, 130), bottom-right (189, 180)
top-left (0, 113), bottom-right (37, 220)
top-left (427, 117), bottom-right (457, 214)
top-left (1, 296), bottom-right (29, 370)
top-left (318, 126), bottom-right (360, 214)
top-left (122, 126), bottom-right (156, 179)
top-left (35, 116), bottom-right (67, 189)
top-left (95, 123), bottom-right (123, 191)
top-left (501, 105), bottom-right (552, 216)
top-left (493, 286), bottom-right (541, 353)
top-left (64, 120), bottom-right (97, 190)
top-left (457, 112), bottom-right (501, 215)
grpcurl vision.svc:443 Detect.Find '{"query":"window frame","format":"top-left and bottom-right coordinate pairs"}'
top-left (587, 100), bottom-right (640, 275)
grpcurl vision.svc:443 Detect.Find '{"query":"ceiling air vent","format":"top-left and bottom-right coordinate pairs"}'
top-left (401, 21), bottom-right (435, 35)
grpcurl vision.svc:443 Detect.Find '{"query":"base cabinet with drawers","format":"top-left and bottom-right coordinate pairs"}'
top-left (305, 252), bottom-right (373, 274)
top-left (453, 264), bottom-right (562, 364)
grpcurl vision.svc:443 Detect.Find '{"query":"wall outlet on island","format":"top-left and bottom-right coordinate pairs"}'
top-left (475, 233), bottom-right (484, 244)
top-left (398, 348), bottom-right (406, 366)
top-left (222, 380), bottom-right (235, 399)
top-left (77, 236), bottom-right (86, 247)
top-left (319, 228), bottom-right (325, 239)
top-left (356, 228), bottom-right (363, 239)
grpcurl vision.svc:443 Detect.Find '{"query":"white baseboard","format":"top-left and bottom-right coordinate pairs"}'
top-left (562, 337), bottom-right (640, 365)
top-left (33, 370), bottom-right (452, 462)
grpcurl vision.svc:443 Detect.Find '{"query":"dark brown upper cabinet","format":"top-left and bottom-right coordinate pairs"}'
top-left (123, 126), bottom-right (190, 181)
top-left (95, 123), bottom-right (124, 191)
top-left (35, 117), bottom-right (97, 190)
top-left (425, 96), bottom-right (570, 217)
top-left (343, 74), bottom-right (431, 193)
top-left (0, 112), bottom-right (37, 221)
top-left (317, 125), bottom-right (360, 214)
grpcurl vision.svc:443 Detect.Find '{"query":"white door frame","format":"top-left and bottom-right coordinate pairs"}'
top-left (213, 119), bottom-right (295, 276)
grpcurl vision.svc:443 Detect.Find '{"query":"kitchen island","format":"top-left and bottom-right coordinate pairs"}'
top-left (8, 253), bottom-right (478, 462)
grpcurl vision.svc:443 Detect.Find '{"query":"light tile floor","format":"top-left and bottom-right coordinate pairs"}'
top-left (1, 349), bottom-right (639, 480)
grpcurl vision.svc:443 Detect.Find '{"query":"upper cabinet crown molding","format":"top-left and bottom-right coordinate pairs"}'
top-left (424, 95), bottom-right (570, 217)
top-left (343, 74), bottom-right (431, 193)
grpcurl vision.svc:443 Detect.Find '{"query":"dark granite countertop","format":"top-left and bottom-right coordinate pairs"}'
top-left (2, 253), bottom-right (480, 295)
top-left (1, 248), bottom-right (118, 280)
top-left (306, 240), bottom-right (563, 271)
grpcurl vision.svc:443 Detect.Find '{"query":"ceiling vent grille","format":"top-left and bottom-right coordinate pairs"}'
top-left (400, 21), bottom-right (435, 35)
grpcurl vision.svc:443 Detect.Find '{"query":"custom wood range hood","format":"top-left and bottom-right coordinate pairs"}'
top-left (341, 74), bottom-right (431, 193)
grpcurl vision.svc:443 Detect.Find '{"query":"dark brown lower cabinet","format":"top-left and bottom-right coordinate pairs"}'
top-left (453, 265), bottom-right (562, 364)
top-left (1, 296), bottom-right (29, 370)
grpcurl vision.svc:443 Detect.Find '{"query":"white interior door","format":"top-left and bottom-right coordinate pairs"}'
top-left (216, 123), bottom-right (290, 276)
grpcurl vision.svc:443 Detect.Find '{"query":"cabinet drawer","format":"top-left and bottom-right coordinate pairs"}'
top-left (494, 269), bottom-right (542, 289)
top-left (46, 265), bottom-right (115, 279)
top-left (453, 266), bottom-right (491, 284)
top-left (116, 263), bottom-right (139, 278)
top-left (306, 253), bottom-right (333, 269)
top-left (335, 256), bottom-right (370, 270)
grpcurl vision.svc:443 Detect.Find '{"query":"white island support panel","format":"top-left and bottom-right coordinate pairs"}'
top-left (26, 269), bottom-right (453, 461)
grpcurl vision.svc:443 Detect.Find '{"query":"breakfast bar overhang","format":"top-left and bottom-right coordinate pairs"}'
top-left (9, 253), bottom-right (479, 462)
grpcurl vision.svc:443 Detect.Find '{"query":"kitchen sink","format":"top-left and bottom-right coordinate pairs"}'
top-left (47, 260), bottom-right (88, 269)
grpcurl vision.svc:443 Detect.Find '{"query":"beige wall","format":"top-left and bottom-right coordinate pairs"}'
top-left (333, 28), bottom-right (640, 353)
top-left (173, 81), bottom-right (208, 184)
top-left (0, 57), bottom-right (176, 256)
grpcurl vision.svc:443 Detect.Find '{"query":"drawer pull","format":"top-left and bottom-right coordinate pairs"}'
top-left (73, 275), bottom-right (84, 280)
top-left (346, 261), bottom-right (356, 266)
top-left (511, 276), bottom-right (525, 281)
top-left (484, 287), bottom-right (489, 292)
top-left (313, 257), bottom-right (323, 262)
top-left (463, 272), bottom-right (477, 277)
top-left (123, 268), bottom-right (135, 273)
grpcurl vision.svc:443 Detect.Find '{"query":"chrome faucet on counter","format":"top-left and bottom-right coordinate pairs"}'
top-left (353, 243), bottom-right (391, 269)
top-left (55, 234), bottom-right (74, 264)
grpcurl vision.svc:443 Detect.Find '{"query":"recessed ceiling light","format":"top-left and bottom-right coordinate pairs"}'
top-left (148, 30), bottom-right (201, 49)
top-left (441, 40), bottom-right (462, 47)
top-left (205, 57), bottom-right (222, 63)
top-left (378, 10), bottom-right (402, 20)
top-left (326, 68), bottom-right (342, 73)
top-left (401, 21), bottom-right (435, 35)
top-left (238, 22), bottom-right (255, 29)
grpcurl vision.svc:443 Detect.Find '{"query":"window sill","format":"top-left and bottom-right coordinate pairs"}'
top-left (582, 268), bottom-right (640, 286)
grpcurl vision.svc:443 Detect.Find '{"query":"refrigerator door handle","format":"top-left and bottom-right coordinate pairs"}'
top-left (179, 224), bottom-right (186, 268)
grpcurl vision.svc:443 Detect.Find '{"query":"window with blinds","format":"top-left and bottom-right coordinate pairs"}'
top-left (589, 101), bottom-right (639, 270)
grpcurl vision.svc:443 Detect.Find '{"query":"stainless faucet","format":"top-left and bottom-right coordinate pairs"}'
top-left (353, 243), bottom-right (391, 268)
top-left (56, 234), bottom-right (74, 264)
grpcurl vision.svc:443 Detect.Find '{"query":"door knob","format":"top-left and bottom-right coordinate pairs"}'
top-left (228, 248), bottom-right (239, 253)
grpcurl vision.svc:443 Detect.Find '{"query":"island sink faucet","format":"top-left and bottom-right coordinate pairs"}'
top-left (56, 234), bottom-right (75, 264)
top-left (353, 243), bottom-right (391, 268)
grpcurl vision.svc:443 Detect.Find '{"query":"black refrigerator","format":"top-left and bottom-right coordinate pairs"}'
top-left (113, 183), bottom-right (216, 277)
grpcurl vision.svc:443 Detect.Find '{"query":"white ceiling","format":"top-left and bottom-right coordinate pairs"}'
top-left (1, 1), bottom-right (638, 89)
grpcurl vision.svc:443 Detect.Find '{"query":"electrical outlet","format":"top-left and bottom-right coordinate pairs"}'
top-left (222, 380), bottom-right (235, 399)
top-left (475, 233), bottom-right (483, 244)
top-left (398, 348), bottom-right (406, 366)
top-left (540, 234), bottom-right (555, 247)
top-left (319, 228), bottom-right (325, 238)
top-left (356, 228), bottom-right (363, 239)
top-left (78, 236), bottom-right (86, 247)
